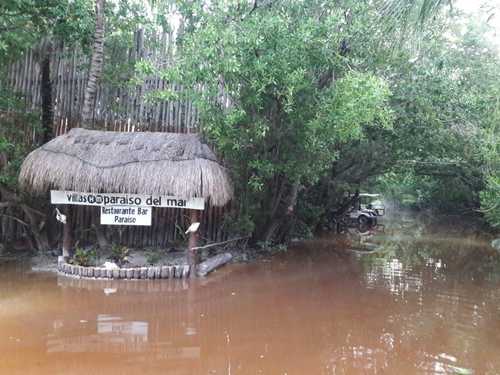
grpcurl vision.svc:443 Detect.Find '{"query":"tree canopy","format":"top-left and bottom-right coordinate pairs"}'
top-left (0, 0), bottom-right (498, 248)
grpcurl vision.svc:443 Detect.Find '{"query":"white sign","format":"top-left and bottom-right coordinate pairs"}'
top-left (100, 206), bottom-right (151, 226)
top-left (50, 190), bottom-right (205, 210)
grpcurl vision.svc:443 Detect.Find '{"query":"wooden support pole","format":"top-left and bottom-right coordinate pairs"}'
top-left (187, 209), bottom-right (200, 269)
top-left (62, 206), bottom-right (74, 258)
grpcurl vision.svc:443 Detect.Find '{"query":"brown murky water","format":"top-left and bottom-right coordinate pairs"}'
top-left (1, 228), bottom-right (500, 374)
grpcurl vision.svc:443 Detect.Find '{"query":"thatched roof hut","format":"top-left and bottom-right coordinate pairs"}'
top-left (19, 128), bottom-right (232, 207)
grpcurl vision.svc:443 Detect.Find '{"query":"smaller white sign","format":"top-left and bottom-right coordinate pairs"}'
top-left (100, 206), bottom-right (151, 226)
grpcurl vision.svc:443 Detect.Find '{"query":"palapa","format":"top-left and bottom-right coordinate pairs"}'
top-left (19, 128), bottom-right (232, 207)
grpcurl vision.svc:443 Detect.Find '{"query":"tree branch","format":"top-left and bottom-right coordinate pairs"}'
top-left (0, 202), bottom-right (14, 209)
top-left (0, 213), bottom-right (29, 227)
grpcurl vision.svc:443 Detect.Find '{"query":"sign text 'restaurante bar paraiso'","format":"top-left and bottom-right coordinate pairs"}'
top-left (50, 190), bottom-right (205, 210)
top-left (100, 206), bottom-right (152, 226)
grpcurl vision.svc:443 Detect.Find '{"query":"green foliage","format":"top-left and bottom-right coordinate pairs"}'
top-left (366, 11), bottom-right (500, 218)
top-left (148, 0), bottom-right (393, 237)
top-left (0, 0), bottom-right (145, 191)
top-left (289, 218), bottom-right (314, 241)
top-left (102, 0), bottom-right (150, 87)
top-left (72, 247), bottom-right (97, 267)
top-left (0, 0), bottom-right (94, 192)
top-left (52, 0), bottom-right (95, 49)
top-left (130, 0), bottom-right (499, 234)
top-left (256, 241), bottom-right (287, 254)
top-left (1, 0), bottom-right (499, 250)
top-left (110, 244), bottom-right (130, 265)
top-left (480, 175), bottom-right (500, 228)
top-left (0, 0), bottom-right (94, 64)
top-left (0, 0), bottom-right (60, 59)
top-left (222, 212), bottom-right (255, 237)
top-left (304, 72), bottom-right (392, 181)
top-left (0, 89), bottom-right (40, 189)
top-left (145, 250), bottom-right (161, 265)
top-left (376, 171), bottom-right (421, 205)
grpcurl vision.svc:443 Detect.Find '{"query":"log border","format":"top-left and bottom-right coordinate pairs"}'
top-left (57, 258), bottom-right (190, 279)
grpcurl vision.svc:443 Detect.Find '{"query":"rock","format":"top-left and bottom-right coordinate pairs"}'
top-left (103, 261), bottom-right (119, 270)
top-left (492, 239), bottom-right (500, 251)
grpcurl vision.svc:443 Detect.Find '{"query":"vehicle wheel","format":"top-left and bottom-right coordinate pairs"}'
top-left (358, 215), bottom-right (369, 225)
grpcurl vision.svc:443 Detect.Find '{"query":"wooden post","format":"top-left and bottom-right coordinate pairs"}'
top-left (187, 210), bottom-right (200, 270)
top-left (62, 206), bottom-right (74, 258)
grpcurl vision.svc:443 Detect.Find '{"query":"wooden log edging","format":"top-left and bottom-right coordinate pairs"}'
top-left (57, 259), bottom-right (191, 279)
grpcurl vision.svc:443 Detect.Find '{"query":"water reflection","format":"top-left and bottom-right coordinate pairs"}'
top-left (1, 226), bottom-right (500, 373)
top-left (47, 315), bottom-right (149, 353)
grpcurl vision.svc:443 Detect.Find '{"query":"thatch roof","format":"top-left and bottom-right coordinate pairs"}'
top-left (19, 128), bottom-right (232, 206)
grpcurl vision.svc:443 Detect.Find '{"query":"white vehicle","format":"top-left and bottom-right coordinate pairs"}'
top-left (348, 193), bottom-right (385, 225)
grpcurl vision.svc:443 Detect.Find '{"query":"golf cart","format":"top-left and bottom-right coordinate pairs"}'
top-left (347, 193), bottom-right (385, 226)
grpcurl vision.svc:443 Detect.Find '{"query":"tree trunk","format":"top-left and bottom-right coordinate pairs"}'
top-left (254, 180), bottom-right (301, 244)
top-left (40, 41), bottom-right (53, 144)
top-left (187, 210), bottom-right (200, 268)
top-left (62, 207), bottom-right (74, 258)
top-left (81, 0), bottom-right (106, 128)
top-left (0, 186), bottom-right (50, 252)
top-left (22, 205), bottom-right (50, 252)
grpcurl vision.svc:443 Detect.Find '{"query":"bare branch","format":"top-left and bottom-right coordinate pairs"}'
top-left (0, 214), bottom-right (29, 227)
top-left (191, 236), bottom-right (250, 251)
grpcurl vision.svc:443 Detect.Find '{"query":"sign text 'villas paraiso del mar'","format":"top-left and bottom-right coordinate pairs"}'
top-left (50, 190), bottom-right (205, 226)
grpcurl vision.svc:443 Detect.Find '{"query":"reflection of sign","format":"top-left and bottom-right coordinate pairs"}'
top-left (97, 315), bottom-right (148, 341)
top-left (51, 190), bottom-right (205, 210)
top-left (100, 206), bottom-right (151, 226)
top-left (47, 315), bottom-right (149, 353)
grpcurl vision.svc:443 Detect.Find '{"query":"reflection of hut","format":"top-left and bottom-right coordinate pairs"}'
top-left (19, 128), bottom-right (233, 259)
